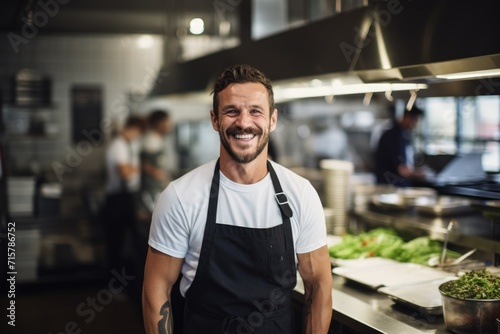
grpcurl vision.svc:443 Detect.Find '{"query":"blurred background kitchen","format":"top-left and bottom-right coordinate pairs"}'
top-left (1, 0), bottom-right (500, 333)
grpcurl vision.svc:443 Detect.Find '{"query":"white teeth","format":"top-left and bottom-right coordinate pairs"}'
top-left (235, 134), bottom-right (255, 140)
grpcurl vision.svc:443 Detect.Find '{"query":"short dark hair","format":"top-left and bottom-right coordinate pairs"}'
top-left (212, 64), bottom-right (275, 116)
top-left (148, 110), bottom-right (170, 129)
top-left (404, 105), bottom-right (424, 118)
top-left (124, 115), bottom-right (146, 132)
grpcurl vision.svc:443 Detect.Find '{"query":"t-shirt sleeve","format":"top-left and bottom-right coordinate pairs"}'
top-left (148, 183), bottom-right (190, 258)
top-left (113, 140), bottom-right (129, 165)
top-left (295, 181), bottom-right (327, 254)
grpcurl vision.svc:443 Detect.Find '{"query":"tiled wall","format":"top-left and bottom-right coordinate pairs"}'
top-left (0, 34), bottom-right (164, 180)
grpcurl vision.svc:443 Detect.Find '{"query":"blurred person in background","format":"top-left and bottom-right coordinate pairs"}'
top-left (140, 110), bottom-right (173, 215)
top-left (374, 106), bottom-right (424, 187)
top-left (102, 115), bottom-right (146, 275)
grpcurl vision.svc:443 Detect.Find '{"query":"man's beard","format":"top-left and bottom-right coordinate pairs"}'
top-left (219, 125), bottom-right (270, 164)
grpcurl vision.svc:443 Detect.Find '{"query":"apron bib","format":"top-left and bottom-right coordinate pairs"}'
top-left (183, 160), bottom-right (297, 334)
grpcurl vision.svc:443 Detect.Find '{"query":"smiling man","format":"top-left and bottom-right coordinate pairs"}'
top-left (143, 64), bottom-right (332, 334)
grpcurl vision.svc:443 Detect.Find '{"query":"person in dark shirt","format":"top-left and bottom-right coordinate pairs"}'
top-left (374, 106), bottom-right (424, 187)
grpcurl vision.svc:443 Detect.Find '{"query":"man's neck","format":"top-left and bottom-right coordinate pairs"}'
top-left (219, 152), bottom-right (269, 185)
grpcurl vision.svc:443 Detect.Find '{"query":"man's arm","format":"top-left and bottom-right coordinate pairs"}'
top-left (142, 161), bottom-right (168, 181)
top-left (297, 245), bottom-right (333, 334)
top-left (143, 246), bottom-right (184, 334)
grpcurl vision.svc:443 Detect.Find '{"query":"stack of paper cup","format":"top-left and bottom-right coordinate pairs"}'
top-left (320, 159), bottom-right (354, 235)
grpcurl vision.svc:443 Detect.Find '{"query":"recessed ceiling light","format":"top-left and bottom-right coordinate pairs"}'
top-left (137, 35), bottom-right (154, 49)
top-left (190, 18), bottom-right (204, 35)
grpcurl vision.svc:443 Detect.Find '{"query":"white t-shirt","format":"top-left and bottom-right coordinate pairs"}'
top-left (149, 160), bottom-right (327, 296)
top-left (105, 137), bottom-right (141, 194)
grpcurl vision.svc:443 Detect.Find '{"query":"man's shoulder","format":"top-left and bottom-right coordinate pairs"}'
top-left (380, 123), bottom-right (401, 141)
top-left (108, 136), bottom-right (125, 148)
top-left (170, 160), bottom-right (216, 189)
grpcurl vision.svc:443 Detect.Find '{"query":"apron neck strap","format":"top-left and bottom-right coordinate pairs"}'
top-left (267, 161), bottom-right (293, 219)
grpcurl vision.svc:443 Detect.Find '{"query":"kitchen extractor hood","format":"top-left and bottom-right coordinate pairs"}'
top-left (149, 0), bottom-right (500, 99)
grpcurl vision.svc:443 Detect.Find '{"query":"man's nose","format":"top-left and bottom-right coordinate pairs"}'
top-left (234, 110), bottom-right (252, 128)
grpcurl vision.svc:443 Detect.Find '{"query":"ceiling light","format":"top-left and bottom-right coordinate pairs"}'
top-left (189, 18), bottom-right (204, 35)
top-left (137, 35), bottom-right (154, 49)
top-left (311, 79), bottom-right (322, 87)
top-left (274, 83), bottom-right (427, 102)
top-left (436, 69), bottom-right (500, 80)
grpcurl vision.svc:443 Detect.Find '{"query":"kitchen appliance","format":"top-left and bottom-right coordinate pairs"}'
top-left (428, 153), bottom-right (486, 186)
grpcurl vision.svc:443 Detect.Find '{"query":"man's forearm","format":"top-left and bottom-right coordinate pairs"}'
top-left (143, 291), bottom-right (173, 334)
top-left (157, 299), bottom-right (173, 334)
top-left (303, 282), bottom-right (332, 334)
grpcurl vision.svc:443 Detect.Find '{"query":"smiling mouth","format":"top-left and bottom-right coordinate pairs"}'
top-left (234, 133), bottom-right (255, 140)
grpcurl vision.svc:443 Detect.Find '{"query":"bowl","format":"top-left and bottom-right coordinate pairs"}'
top-left (439, 281), bottom-right (500, 333)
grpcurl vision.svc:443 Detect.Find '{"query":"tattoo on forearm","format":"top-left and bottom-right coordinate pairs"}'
top-left (303, 297), bottom-right (312, 331)
top-left (158, 300), bottom-right (173, 334)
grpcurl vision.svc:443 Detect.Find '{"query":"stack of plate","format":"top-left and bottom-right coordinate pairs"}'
top-left (320, 159), bottom-right (353, 235)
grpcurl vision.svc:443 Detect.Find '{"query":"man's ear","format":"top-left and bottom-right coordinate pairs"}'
top-left (210, 110), bottom-right (219, 131)
top-left (270, 108), bottom-right (278, 132)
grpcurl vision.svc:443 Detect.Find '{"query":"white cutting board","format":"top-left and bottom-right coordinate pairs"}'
top-left (333, 262), bottom-right (454, 290)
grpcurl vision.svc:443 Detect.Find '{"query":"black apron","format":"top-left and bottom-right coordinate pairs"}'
top-left (183, 160), bottom-right (297, 334)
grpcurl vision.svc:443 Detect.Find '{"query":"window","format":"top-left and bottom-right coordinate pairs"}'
top-left (415, 96), bottom-right (500, 172)
top-left (418, 97), bottom-right (457, 155)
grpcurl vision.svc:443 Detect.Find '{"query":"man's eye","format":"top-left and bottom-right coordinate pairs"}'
top-left (250, 109), bottom-right (261, 114)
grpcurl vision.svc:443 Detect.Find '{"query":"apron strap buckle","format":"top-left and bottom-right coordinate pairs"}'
top-left (274, 192), bottom-right (293, 218)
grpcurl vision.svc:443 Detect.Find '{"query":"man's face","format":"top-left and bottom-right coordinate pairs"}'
top-left (211, 82), bottom-right (277, 164)
top-left (128, 127), bottom-right (143, 141)
top-left (158, 118), bottom-right (172, 135)
top-left (402, 116), bottom-right (420, 131)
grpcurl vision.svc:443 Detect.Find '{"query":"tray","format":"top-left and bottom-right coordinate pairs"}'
top-left (472, 201), bottom-right (500, 219)
top-left (414, 196), bottom-right (473, 216)
top-left (371, 188), bottom-right (436, 210)
top-left (378, 277), bottom-right (456, 315)
top-left (332, 262), bottom-right (454, 290)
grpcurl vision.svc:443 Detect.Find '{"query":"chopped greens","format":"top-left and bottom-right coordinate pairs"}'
top-left (440, 269), bottom-right (500, 300)
top-left (328, 227), bottom-right (460, 265)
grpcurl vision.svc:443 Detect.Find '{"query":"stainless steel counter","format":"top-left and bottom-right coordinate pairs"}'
top-left (291, 205), bottom-right (500, 333)
top-left (294, 275), bottom-right (448, 334)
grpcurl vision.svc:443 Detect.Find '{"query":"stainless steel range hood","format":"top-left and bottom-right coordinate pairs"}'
top-left (150, 0), bottom-right (500, 99)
